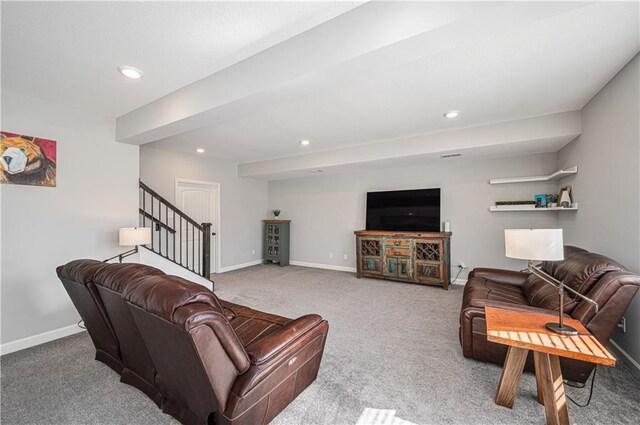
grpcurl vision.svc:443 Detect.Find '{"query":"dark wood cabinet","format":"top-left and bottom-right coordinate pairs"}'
top-left (354, 230), bottom-right (451, 289)
top-left (263, 220), bottom-right (290, 266)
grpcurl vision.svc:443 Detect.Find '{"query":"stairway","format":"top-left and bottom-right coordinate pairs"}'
top-left (138, 180), bottom-right (214, 288)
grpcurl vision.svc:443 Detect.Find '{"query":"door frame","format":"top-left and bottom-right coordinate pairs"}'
top-left (175, 178), bottom-right (221, 274)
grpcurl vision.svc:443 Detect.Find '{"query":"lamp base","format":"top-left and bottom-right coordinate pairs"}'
top-left (545, 322), bottom-right (578, 336)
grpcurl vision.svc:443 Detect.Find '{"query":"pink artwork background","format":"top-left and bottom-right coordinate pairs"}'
top-left (1, 131), bottom-right (57, 164)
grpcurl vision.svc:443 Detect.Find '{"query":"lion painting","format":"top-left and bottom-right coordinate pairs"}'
top-left (1, 132), bottom-right (56, 187)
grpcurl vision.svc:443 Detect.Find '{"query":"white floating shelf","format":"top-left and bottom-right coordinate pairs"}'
top-left (489, 206), bottom-right (578, 212)
top-left (489, 165), bottom-right (577, 185)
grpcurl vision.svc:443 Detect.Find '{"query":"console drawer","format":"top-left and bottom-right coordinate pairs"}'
top-left (386, 238), bottom-right (410, 247)
top-left (385, 248), bottom-right (409, 257)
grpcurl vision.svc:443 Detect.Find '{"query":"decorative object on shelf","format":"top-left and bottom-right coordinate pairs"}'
top-left (104, 227), bottom-right (152, 263)
top-left (443, 221), bottom-right (451, 232)
top-left (354, 230), bottom-right (451, 289)
top-left (546, 193), bottom-right (559, 207)
top-left (559, 186), bottom-right (572, 208)
top-left (504, 228), bottom-right (599, 335)
top-left (488, 165), bottom-right (577, 185)
top-left (494, 201), bottom-right (535, 210)
top-left (495, 200), bottom-right (536, 206)
top-left (1, 131), bottom-right (57, 187)
top-left (263, 220), bottom-right (290, 266)
top-left (272, 209), bottom-right (281, 218)
top-left (534, 194), bottom-right (547, 208)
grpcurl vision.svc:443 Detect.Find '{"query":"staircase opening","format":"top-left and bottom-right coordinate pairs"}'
top-left (139, 180), bottom-right (216, 286)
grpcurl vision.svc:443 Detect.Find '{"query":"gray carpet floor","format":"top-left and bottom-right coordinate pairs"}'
top-left (2, 265), bottom-right (639, 424)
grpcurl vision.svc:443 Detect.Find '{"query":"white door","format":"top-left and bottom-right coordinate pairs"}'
top-left (175, 179), bottom-right (219, 274)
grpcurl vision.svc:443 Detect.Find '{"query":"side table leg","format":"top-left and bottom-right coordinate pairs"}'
top-left (495, 346), bottom-right (529, 408)
top-left (534, 352), bottom-right (570, 425)
top-left (534, 354), bottom-right (544, 405)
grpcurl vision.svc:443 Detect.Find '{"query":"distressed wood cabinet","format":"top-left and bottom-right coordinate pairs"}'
top-left (354, 230), bottom-right (452, 289)
top-left (263, 220), bottom-right (290, 266)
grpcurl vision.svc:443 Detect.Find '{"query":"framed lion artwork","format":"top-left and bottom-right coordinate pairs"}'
top-left (1, 131), bottom-right (57, 187)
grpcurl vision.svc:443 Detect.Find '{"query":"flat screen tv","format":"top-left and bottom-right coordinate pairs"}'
top-left (366, 188), bottom-right (441, 232)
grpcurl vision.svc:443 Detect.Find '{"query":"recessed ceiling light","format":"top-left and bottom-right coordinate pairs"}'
top-left (310, 169), bottom-right (325, 173)
top-left (118, 65), bottom-right (144, 79)
top-left (444, 110), bottom-right (459, 119)
top-left (300, 139), bottom-right (311, 146)
top-left (196, 148), bottom-right (205, 153)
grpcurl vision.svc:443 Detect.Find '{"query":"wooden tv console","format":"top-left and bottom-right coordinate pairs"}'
top-left (354, 230), bottom-right (452, 289)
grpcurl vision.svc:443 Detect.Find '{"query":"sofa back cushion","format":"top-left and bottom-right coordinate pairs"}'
top-left (524, 247), bottom-right (626, 312)
top-left (123, 275), bottom-right (249, 418)
top-left (92, 263), bottom-right (165, 394)
top-left (541, 246), bottom-right (588, 276)
top-left (56, 259), bottom-right (121, 369)
top-left (552, 251), bottom-right (626, 295)
top-left (522, 274), bottom-right (580, 312)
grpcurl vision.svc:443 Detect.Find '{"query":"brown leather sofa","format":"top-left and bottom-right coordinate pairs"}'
top-left (460, 246), bottom-right (640, 383)
top-left (57, 260), bottom-right (329, 425)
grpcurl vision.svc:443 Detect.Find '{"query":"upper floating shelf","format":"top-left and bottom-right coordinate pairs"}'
top-left (489, 166), bottom-right (578, 185)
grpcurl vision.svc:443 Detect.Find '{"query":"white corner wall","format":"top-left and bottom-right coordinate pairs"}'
top-left (1, 90), bottom-right (139, 351)
top-left (267, 152), bottom-right (561, 276)
top-left (139, 145), bottom-right (268, 270)
top-left (558, 54), bottom-right (640, 365)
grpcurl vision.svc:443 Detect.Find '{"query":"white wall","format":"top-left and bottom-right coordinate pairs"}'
top-left (139, 146), bottom-right (268, 270)
top-left (1, 90), bottom-right (139, 347)
top-left (268, 153), bottom-right (561, 277)
top-left (558, 55), bottom-right (640, 364)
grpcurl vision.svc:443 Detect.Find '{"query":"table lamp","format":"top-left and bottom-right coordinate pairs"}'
top-left (104, 227), bottom-right (152, 263)
top-left (504, 229), bottom-right (598, 335)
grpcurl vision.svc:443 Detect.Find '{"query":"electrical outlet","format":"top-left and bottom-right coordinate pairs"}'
top-left (618, 317), bottom-right (626, 333)
top-left (458, 261), bottom-right (467, 269)
top-left (329, 252), bottom-right (334, 259)
top-left (251, 249), bottom-right (255, 255)
top-left (343, 254), bottom-right (348, 260)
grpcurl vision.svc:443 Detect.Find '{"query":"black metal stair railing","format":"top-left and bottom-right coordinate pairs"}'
top-left (139, 180), bottom-right (213, 280)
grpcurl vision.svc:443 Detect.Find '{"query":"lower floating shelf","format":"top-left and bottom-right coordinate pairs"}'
top-left (489, 206), bottom-right (578, 212)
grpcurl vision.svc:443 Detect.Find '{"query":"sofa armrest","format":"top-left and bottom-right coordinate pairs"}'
top-left (469, 268), bottom-right (529, 286)
top-left (245, 314), bottom-right (323, 365)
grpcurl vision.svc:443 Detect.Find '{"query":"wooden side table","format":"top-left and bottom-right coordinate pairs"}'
top-left (485, 306), bottom-right (616, 425)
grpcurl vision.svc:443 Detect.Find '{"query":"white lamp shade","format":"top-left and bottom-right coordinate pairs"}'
top-left (504, 229), bottom-right (564, 261)
top-left (119, 227), bottom-right (151, 246)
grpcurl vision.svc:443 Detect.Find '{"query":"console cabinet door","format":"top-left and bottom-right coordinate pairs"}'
top-left (359, 237), bottom-right (383, 275)
top-left (413, 239), bottom-right (444, 284)
top-left (387, 257), bottom-right (411, 279)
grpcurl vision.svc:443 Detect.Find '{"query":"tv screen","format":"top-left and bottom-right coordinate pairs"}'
top-left (366, 188), bottom-right (441, 232)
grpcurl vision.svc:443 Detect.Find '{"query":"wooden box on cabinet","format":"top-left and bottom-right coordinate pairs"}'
top-left (354, 230), bottom-right (451, 289)
top-left (263, 220), bottom-right (290, 266)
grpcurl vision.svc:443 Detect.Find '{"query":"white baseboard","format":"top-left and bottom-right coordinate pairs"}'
top-left (451, 278), bottom-right (468, 286)
top-left (290, 261), bottom-right (357, 273)
top-left (0, 324), bottom-right (85, 356)
top-left (218, 259), bottom-right (263, 273)
top-left (609, 339), bottom-right (640, 379)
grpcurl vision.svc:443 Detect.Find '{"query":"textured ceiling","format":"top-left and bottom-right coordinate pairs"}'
top-left (1, 1), bottom-right (363, 117)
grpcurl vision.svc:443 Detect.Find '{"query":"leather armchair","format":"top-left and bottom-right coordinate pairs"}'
top-left (459, 246), bottom-right (640, 383)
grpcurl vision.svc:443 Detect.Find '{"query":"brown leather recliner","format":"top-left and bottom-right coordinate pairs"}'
top-left (58, 260), bottom-right (329, 425)
top-left (460, 246), bottom-right (640, 383)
